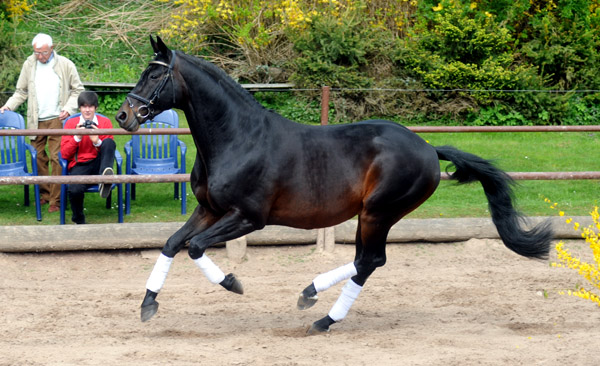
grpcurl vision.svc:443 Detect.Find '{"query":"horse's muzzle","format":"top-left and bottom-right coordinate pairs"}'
top-left (116, 110), bottom-right (140, 132)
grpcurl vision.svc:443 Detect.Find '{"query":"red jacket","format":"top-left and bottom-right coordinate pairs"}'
top-left (60, 114), bottom-right (114, 171)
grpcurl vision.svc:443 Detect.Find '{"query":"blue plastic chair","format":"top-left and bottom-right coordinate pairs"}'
top-left (0, 111), bottom-right (42, 221)
top-left (59, 113), bottom-right (123, 224)
top-left (124, 109), bottom-right (187, 215)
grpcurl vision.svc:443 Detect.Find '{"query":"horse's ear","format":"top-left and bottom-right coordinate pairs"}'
top-left (155, 36), bottom-right (171, 57)
top-left (150, 35), bottom-right (159, 54)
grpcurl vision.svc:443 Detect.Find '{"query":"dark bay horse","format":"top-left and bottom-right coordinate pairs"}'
top-left (116, 36), bottom-right (553, 334)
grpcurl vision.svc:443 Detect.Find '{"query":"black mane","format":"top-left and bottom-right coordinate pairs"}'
top-left (177, 51), bottom-right (266, 111)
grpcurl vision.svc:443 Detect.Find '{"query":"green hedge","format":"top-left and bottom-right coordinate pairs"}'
top-left (2, 0), bottom-right (600, 125)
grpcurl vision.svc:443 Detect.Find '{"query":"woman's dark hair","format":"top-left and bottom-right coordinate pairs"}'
top-left (77, 91), bottom-right (99, 108)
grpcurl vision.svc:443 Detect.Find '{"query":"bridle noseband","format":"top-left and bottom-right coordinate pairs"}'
top-left (127, 50), bottom-right (177, 120)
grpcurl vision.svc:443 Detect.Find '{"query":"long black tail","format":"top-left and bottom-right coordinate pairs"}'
top-left (435, 145), bottom-right (552, 260)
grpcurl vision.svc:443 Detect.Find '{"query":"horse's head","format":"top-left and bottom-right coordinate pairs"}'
top-left (116, 36), bottom-right (178, 131)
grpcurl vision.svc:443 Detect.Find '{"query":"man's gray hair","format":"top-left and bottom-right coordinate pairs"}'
top-left (32, 33), bottom-right (53, 48)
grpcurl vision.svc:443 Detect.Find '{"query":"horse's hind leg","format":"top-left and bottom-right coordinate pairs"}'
top-left (297, 220), bottom-right (365, 310)
top-left (297, 262), bottom-right (357, 310)
top-left (302, 217), bottom-right (390, 334)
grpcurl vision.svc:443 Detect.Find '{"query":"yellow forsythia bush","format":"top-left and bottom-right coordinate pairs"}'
top-left (5, 0), bottom-right (35, 22)
top-left (547, 198), bottom-right (600, 307)
top-left (156, 0), bottom-right (417, 54)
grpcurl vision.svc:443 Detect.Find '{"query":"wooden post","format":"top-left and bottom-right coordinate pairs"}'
top-left (316, 86), bottom-right (336, 253)
top-left (226, 235), bottom-right (247, 263)
top-left (320, 85), bottom-right (330, 125)
top-left (316, 225), bottom-right (335, 253)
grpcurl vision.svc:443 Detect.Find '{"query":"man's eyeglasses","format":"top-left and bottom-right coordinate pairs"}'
top-left (34, 51), bottom-right (51, 56)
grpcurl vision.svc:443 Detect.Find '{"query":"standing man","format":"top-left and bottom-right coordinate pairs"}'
top-left (0, 33), bottom-right (84, 213)
top-left (61, 91), bottom-right (116, 225)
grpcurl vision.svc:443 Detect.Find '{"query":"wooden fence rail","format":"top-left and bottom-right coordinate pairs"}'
top-left (2, 171), bottom-right (600, 186)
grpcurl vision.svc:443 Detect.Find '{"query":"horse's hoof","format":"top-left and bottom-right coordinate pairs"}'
top-left (306, 315), bottom-right (335, 335)
top-left (141, 301), bottom-right (159, 322)
top-left (229, 276), bottom-right (244, 295)
top-left (221, 273), bottom-right (244, 295)
top-left (306, 322), bottom-right (330, 335)
top-left (297, 293), bottom-right (318, 310)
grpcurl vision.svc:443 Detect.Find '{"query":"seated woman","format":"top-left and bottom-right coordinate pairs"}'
top-left (60, 91), bottom-right (116, 224)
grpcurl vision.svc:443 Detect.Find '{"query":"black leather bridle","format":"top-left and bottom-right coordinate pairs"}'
top-left (126, 50), bottom-right (177, 121)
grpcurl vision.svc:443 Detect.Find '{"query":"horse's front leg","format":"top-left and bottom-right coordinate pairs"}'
top-left (186, 208), bottom-right (257, 293)
top-left (141, 206), bottom-right (211, 322)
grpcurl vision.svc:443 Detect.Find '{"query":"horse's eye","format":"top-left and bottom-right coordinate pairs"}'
top-left (150, 74), bottom-right (160, 80)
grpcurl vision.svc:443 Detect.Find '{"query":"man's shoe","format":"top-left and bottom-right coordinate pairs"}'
top-left (71, 216), bottom-right (86, 225)
top-left (99, 167), bottom-right (114, 199)
top-left (48, 205), bottom-right (59, 213)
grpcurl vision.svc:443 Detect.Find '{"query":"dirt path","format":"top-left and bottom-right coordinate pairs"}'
top-left (1, 239), bottom-right (598, 365)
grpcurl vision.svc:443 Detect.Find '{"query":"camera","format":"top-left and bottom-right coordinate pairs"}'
top-left (83, 120), bottom-right (97, 129)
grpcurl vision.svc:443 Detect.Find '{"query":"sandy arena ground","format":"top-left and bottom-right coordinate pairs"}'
top-left (1, 238), bottom-right (599, 365)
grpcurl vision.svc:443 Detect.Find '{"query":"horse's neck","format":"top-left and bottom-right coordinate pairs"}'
top-left (178, 57), bottom-right (278, 160)
top-left (182, 92), bottom-right (267, 161)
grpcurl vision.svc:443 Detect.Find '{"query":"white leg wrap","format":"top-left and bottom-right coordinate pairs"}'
top-left (146, 253), bottom-right (174, 293)
top-left (313, 262), bottom-right (357, 293)
top-left (328, 279), bottom-right (363, 322)
top-left (194, 254), bottom-right (226, 284)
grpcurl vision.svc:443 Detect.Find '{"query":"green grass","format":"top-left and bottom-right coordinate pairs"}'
top-left (408, 131), bottom-right (600, 219)
top-left (1, 115), bottom-right (598, 226)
